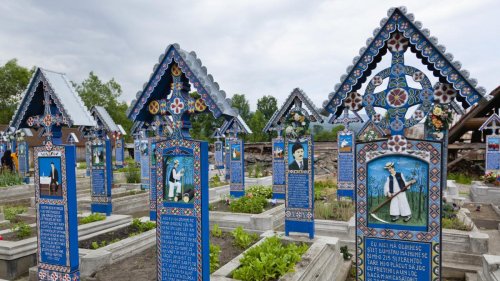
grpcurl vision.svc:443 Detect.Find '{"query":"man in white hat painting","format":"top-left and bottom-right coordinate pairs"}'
top-left (383, 162), bottom-right (416, 222)
top-left (168, 159), bottom-right (185, 201)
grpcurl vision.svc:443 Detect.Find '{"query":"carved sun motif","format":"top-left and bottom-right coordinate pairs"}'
top-left (171, 64), bottom-right (182, 77)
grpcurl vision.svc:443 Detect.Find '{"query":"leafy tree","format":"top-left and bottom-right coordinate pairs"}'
top-left (231, 94), bottom-right (251, 122)
top-left (312, 124), bottom-right (324, 135)
top-left (314, 125), bottom-right (345, 141)
top-left (73, 72), bottom-right (132, 140)
top-left (256, 95), bottom-right (277, 121)
top-left (248, 110), bottom-right (267, 142)
top-left (0, 59), bottom-right (33, 124)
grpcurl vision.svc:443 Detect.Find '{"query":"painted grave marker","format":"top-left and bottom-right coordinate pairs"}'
top-left (17, 141), bottom-right (29, 183)
top-left (36, 145), bottom-right (80, 281)
top-left (229, 138), bottom-right (245, 197)
top-left (140, 137), bottom-right (150, 190)
top-left (115, 137), bottom-right (125, 168)
top-left (127, 43), bottom-right (237, 280)
top-left (10, 68), bottom-right (96, 281)
top-left (321, 7), bottom-right (486, 280)
top-left (90, 138), bottom-right (113, 215)
top-left (480, 113), bottom-right (500, 183)
top-left (218, 116), bottom-right (251, 198)
top-left (272, 136), bottom-right (286, 199)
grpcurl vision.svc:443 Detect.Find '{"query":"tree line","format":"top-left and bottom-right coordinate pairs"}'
top-left (0, 59), bottom-right (344, 143)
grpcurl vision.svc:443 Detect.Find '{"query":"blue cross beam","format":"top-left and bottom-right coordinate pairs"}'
top-left (26, 96), bottom-right (68, 149)
top-left (331, 108), bottom-right (362, 131)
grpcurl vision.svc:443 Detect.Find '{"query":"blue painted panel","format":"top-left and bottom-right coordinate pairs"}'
top-left (35, 145), bottom-right (80, 280)
top-left (115, 138), bottom-right (125, 167)
top-left (356, 139), bottom-right (442, 280)
top-left (134, 139), bottom-right (141, 163)
top-left (156, 140), bottom-right (209, 281)
top-left (285, 136), bottom-right (314, 238)
top-left (486, 135), bottom-right (500, 171)
top-left (272, 138), bottom-right (285, 199)
top-left (141, 139), bottom-right (150, 189)
top-left (214, 140), bottom-right (224, 169)
top-left (90, 139), bottom-right (112, 216)
top-left (229, 139), bottom-right (245, 198)
top-left (365, 238), bottom-right (431, 281)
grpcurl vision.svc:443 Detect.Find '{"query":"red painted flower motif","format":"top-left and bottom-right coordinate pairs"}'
top-left (386, 88), bottom-right (408, 107)
top-left (387, 135), bottom-right (407, 152)
top-left (387, 33), bottom-right (408, 53)
top-left (373, 113), bottom-right (382, 123)
top-left (433, 83), bottom-right (456, 104)
top-left (170, 98), bottom-right (185, 114)
top-left (344, 92), bottom-right (363, 111)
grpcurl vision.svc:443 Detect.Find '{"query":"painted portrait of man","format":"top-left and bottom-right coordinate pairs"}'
top-left (288, 142), bottom-right (308, 171)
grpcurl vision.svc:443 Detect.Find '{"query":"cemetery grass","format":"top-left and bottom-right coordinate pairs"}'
top-left (82, 231), bottom-right (257, 281)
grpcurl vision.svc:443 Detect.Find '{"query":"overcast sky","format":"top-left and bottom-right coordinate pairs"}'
top-left (0, 0), bottom-right (498, 111)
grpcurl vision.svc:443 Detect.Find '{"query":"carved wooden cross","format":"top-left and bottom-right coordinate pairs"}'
top-left (26, 90), bottom-right (67, 147)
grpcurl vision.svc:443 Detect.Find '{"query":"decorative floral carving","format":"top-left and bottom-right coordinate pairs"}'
top-left (386, 88), bottom-right (408, 107)
top-left (387, 135), bottom-right (407, 152)
top-left (433, 83), bottom-right (456, 104)
top-left (344, 91), bottom-right (363, 111)
top-left (387, 32), bottom-right (408, 53)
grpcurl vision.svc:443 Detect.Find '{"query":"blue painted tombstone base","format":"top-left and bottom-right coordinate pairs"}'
top-left (337, 189), bottom-right (354, 199)
top-left (90, 139), bottom-right (113, 216)
top-left (285, 221), bottom-right (314, 239)
top-left (36, 145), bottom-right (80, 281)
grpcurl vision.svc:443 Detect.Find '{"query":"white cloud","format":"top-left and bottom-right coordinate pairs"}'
top-left (0, 0), bottom-right (497, 114)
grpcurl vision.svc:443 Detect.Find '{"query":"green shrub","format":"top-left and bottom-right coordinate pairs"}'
top-left (124, 165), bottom-right (141, 183)
top-left (210, 244), bottom-right (221, 273)
top-left (250, 163), bottom-right (264, 178)
top-left (129, 218), bottom-right (156, 234)
top-left (211, 224), bottom-right (222, 238)
top-left (80, 213), bottom-right (106, 224)
top-left (231, 226), bottom-right (258, 249)
top-left (12, 222), bottom-right (32, 239)
top-left (0, 172), bottom-right (23, 187)
top-left (448, 173), bottom-right (473, 185)
top-left (91, 241), bottom-right (100, 250)
top-left (232, 236), bottom-right (309, 281)
top-left (77, 162), bottom-right (87, 169)
top-left (4, 206), bottom-right (27, 220)
top-left (210, 174), bottom-right (227, 188)
top-left (442, 217), bottom-right (472, 231)
top-left (246, 185), bottom-right (272, 199)
top-left (314, 180), bottom-right (337, 201)
top-left (230, 195), bottom-right (268, 214)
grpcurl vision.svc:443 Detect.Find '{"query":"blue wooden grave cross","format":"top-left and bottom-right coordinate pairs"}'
top-left (26, 90), bottom-right (67, 146)
top-left (363, 32), bottom-right (434, 136)
top-left (332, 108), bottom-right (362, 130)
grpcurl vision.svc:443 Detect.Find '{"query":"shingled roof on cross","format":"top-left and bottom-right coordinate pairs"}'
top-left (322, 6), bottom-right (486, 121)
top-left (10, 68), bottom-right (96, 130)
top-left (127, 43), bottom-right (237, 125)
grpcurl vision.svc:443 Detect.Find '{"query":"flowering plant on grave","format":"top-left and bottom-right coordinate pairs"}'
top-left (284, 110), bottom-right (310, 139)
top-left (481, 172), bottom-right (499, 185)
top-left (426, 104), bottom-right (453, 137)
